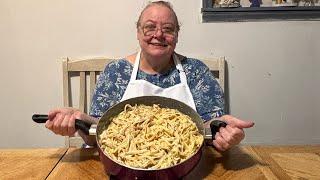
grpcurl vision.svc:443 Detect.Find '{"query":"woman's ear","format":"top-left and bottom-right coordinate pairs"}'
top-left (136, 30), bottom-right (139, 40)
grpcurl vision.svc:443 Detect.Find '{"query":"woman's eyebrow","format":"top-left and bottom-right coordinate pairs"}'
top-left (143, 20), bottom-right (156, 24)
top-left (143, 22), bottom-right (175, 27)
top-left (143, 20), bottom-right (174, 25)
top-left (162, 22), bottom-right (175, 26)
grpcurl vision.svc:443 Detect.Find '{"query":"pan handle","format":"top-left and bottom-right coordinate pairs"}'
top-left (32, 114), bottom-right (92, 135)
top-left (210, 120), bottom-right (227, 140)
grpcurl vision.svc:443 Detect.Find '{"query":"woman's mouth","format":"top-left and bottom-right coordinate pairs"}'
top-left (149, 42), bottom-right (168, 47)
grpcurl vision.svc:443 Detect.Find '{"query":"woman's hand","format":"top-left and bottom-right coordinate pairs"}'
top-left (208, 115), bottom-right (254, 151)
top-left (45, 108), bottom-right (97, 136)
top-left (45, 108), bottom-right (98, 146)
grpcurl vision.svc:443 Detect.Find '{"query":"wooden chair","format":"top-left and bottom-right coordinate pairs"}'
top-left (62, 56), bottom-right (225, 147)
top-left (202, 57), bottom-right (225, 92)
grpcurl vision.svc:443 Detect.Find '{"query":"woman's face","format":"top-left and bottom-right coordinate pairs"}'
top-left (137, 5), bottom-right (178, 59)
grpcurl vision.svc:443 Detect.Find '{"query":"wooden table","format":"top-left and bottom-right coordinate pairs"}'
top-left (0, 148), bottom-right (67, 179)
top-left (1, 145), bottom-right (319, 179)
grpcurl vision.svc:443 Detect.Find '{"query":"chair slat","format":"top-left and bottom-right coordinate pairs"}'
top-left (63, 58), bottom-right (69, 107)
top-left (79, 72), bottom-right (86, 113)
top-left (218, 57), bottom-right (225, 91)
top-left (89, 71), bottom-right (96, 106)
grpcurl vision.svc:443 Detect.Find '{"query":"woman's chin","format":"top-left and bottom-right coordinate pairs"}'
top-left (145, 47), bottom-right (173, 57)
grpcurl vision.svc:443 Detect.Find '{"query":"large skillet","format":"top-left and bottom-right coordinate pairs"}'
top-left (33, 96), bottom-right (226, 179)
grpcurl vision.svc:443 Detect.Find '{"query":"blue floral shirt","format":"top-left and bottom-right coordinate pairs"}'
top-left (89, 57), bottom-right (225, 121)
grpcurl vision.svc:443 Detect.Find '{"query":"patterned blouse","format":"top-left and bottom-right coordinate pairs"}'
top-left (89, 57), bottom-right (225, 121)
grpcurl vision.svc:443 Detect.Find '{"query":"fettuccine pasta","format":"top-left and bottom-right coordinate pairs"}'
top-left (99, 104), bottom-right (204, 169)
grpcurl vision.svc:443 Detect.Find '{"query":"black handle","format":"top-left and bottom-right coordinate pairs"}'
top-left (32, 114), bottom-right (49, 123)
top-left (32, 114), bottom-right (91, 135)
top-left (74, 119), bottom-right (91, 135)
top-left (210, 120), bottom-right (227, 140)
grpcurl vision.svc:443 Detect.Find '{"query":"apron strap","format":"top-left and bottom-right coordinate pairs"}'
top-left (173, 53), bottom-right (187, 84)
top-left (130, 51), bottom-right (141, 81)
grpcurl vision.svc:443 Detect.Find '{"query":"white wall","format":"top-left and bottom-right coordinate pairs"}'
top-left (0, 0), bottom-right (319, 148)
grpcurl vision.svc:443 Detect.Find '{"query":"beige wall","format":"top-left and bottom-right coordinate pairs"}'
top-left (0, 0), bottom-right (319, 148)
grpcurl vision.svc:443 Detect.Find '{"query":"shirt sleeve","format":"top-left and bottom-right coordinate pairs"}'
top-left (187, 59), bottom-right (225, 121)
top-left (89, 60), bottom-right (130, 118)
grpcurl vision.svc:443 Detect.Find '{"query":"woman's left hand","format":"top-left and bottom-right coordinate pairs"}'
top-left (211, 115), bottom-right (254, 151)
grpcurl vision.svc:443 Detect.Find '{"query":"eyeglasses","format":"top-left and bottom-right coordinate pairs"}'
top-left (141, 23), bottom-right (176, 37)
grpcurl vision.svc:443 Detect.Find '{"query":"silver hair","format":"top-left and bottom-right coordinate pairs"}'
top-left (136, 1), bottom-right (180, 32)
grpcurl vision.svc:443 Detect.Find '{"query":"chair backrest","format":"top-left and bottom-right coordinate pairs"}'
top-left (63, 58), bottom-right (114, 113)
top-left (202, 57), bottom-right (225, 92)
top-left (62, 56), bottom-right (225, 147)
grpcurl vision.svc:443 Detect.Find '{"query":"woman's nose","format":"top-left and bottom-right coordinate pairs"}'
top-left (153, 28), bottom-right (164, 38)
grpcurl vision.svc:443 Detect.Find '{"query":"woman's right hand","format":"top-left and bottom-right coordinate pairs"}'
top-left (45, 108), bottom-right (98, 146)
top-left (45, 108), bottom-right (90, 136)
top-left (45, 108), bottom-right (80, 136)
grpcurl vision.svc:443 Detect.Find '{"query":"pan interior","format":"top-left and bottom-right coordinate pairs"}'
top-left (96, 96), bottom-right (205, 170)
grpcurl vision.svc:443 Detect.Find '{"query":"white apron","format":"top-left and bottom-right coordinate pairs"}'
top-left (121, 51), bottom-right (196, 110)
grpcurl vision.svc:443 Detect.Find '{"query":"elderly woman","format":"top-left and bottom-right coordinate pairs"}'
top-left (46, 1), bottom-right (254, 151)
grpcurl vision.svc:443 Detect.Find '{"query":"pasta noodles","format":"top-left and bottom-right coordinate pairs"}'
top-left (99, 104), bottom-right (204, 169)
